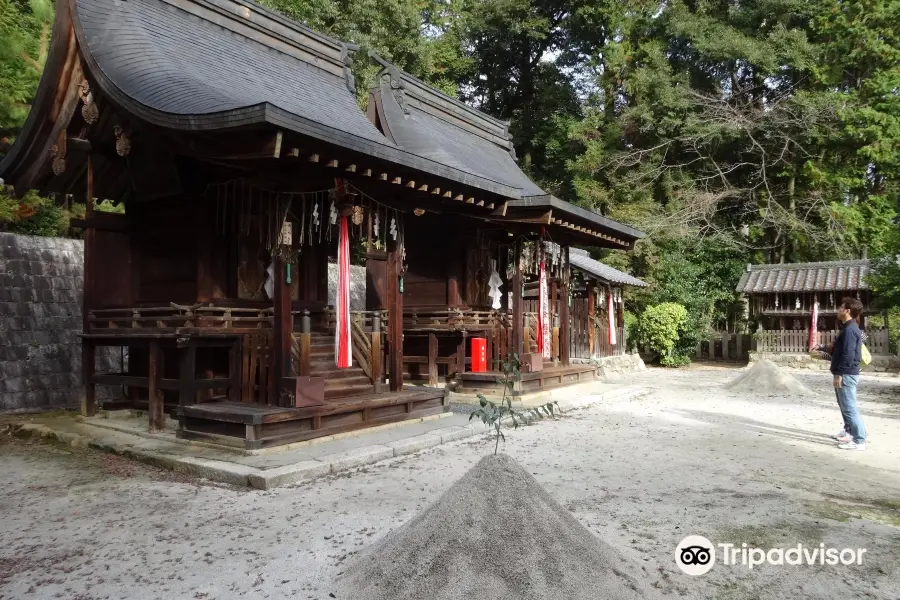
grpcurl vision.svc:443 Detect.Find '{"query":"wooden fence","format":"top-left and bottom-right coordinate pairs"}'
top-left (756, 329), bottom-right (891, 355)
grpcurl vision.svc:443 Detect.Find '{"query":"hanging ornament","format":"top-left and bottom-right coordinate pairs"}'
top-left (390, 215), bottom-right (398, 241)
top-left (312, 200), bottom-right (320, 227)
top-left (263, 262), bottom-right (275, 300)
top-left (374, 211), bottom-right (380, 239)
top-left (328, 201), bottom-right (337, 225)
top-left (795, 296), bottom-right (800, 309)
top-left (488, 259), bottom-right (503, 310)
top-left (113, 124), bottom-right (131, 157)
top-left (775, 293), bottom-right (779, 308)
top-left (352, 205), bottom-right (364, 226)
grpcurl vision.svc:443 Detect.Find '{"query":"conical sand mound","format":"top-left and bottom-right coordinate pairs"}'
top-left (725, 359), bottom-right (811, 394)
top-left (332, 454), bottom-right (660, 600)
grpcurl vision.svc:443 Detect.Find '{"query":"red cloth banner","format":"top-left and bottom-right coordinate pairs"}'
top-left (335, 215), bottom-right (352, 368)
top-left (809, 300), bottom-right (818, 350)
top-left (608, 292), bottom-right (617, 345)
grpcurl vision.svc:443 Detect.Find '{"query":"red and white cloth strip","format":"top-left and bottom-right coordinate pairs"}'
top-left (335, 215), bottom-right (352, 368)
top-left (608, 292), bottom-right (617, 345)
top-left (538, 259), bottom-right (551, 359)
top-left (809, 300), bottom-right (818, 350)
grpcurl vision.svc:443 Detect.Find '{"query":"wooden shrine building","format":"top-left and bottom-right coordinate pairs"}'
top-left (567, 249), bottom-right (647, 360)
top-left (736, 260), bottom-right (890, 354)
top-left (0, 0), bottom-right (643, 448)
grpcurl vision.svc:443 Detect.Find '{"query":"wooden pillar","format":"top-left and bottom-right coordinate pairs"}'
top-left (297, 310), bottom-right (311, 377)
top-left (148, 341), bottom-right (164, 432)
top-left (273, 256), bottom-right (293, 405)
top-left (587, 281), bottom-right (596, 357)
top-left (559, 247), bottom-right (570, 366)
top-left (371, 312), bottom-right (383, 393)
top-left (550, 278), bottom-right (559, 364)
top-left (427, 333), bottom-right (439, 385)
top-left (81, 155), bottom-right (98, 417)
top-left (511, 238), bottom-right (523, 358)
top-left (388, 243), bottom-right (404, 392)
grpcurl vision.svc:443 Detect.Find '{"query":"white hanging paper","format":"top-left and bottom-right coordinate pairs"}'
top-left (488, 259), bottom-right (503, 310)
top-left (264, 262), bottom-right (275, 300)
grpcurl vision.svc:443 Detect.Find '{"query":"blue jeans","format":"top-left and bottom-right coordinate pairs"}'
top-left (834, 374), bottom-right (866, 444)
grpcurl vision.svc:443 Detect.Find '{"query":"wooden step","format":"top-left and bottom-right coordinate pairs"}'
top-left (325, 383), bottom-right (375, 400)
top-left (325, 375), bottom-right (372, 387)
top-left (313, 367), bottom-right (368, 380)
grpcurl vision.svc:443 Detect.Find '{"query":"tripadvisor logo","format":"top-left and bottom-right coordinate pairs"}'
top-left (675, 535), bottom-right (867, 576)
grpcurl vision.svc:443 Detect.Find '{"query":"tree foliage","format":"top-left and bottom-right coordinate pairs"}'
top-left (0, 0), bottom-right (53, 155)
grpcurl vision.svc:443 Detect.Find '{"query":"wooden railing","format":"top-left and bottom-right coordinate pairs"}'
top-left (88, 304), bottom-right (272, 332)
top-left (403, 308), bottom-right (508, 332)
top-left (755, 329), bottom-right (891, 354)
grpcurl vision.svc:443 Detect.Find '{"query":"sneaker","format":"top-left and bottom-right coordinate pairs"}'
top-left (834, 431), bottom-right (852, 442)
top-left (837, 441), bottom-right (866, 451)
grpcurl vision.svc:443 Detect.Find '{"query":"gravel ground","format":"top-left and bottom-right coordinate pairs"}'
top-left (1, 365), bottom-right (899, 600)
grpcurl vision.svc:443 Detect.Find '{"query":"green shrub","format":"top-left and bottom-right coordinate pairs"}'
top-left (638, 302), bottom-right (690, 365)
top-left (624, 310), bottom-right (639, 351)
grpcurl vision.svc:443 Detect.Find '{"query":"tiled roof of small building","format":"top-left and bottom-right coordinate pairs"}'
top-left (735, 260), bottom-right (870, 293)
top-left (569, 249), bottom-right (647, 287)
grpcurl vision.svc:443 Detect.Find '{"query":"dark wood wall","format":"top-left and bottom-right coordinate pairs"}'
top-left (403, 214), bottom-right (453, 308)
top-left (129, 196), bottom-right (198, 303)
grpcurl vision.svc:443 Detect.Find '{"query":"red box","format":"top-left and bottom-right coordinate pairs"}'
top-left (471, 337), bottom-right (487, 372)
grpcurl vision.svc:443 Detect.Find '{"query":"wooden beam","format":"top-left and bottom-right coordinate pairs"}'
top-left (181, 130), bottom-right (285, 160)
top-left (288, 147), bottom-right (300, 157)
top-left (417, 184), bottom-right (428, 192)
top-left (476, 200), bottom-right (484, 207)
top-left (82, 155), bottom-right (97, 417)
top-left (379, 173), bottom-right (388, 180)
top-left (392, 177), bottom-right (402, 184)
top-left (345, 164), bottom-right (357, 173)
top-left (326, 159), bottom-right (338, 168)
top-left (362, 168), bottom-right (372, 177)
top-left (148, 341), bottom-right (164, 432)
top-left (274, 257), bottom-right (293, 406)
top-left (431, 187), bottom-right (441, 195)
top-left (273, 131), bottom-right (283, 158)
top-left (388, 243), bottom-right (404, 392)
top-left (559, 246), bottom-right (570, 366)
top-left (308, 154), bottom-right (320, 163)
top-left (487, 203), bottom-right (494, 210)
top-left (456, 195), bottom-right (465, 202)
top-left (512, 238), bottom-right (524, 357)
top-left (406, 180), bottom-right (416, 188)
top-left (490, 202), bottom-right (508, 217)
top-left (443, 191), bottom-right (452, 198)
top-left (66, 137), bottom-right (92, 153)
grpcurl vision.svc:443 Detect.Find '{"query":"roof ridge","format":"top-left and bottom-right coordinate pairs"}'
top-left (368, 52), bottom-right (511, 132)
top-left (749, 259), bottom-right (869, 271)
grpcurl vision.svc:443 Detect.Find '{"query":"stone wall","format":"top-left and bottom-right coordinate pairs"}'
top-left (573, 353), bottom-right (647, 382)
top-left (749, 352), bottom-right (900, 374)
top-left (0, 233), bottom-right (122, 413)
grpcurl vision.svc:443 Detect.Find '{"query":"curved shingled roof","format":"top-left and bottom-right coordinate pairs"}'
top-left (75, 0), bottom-right (387, 142)
top-left (735, 260), bottom-right (870, 293)
top-left (1, 0), bottom-right (525, 197)
top-left (569, 249), bottom-right (647, 287)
